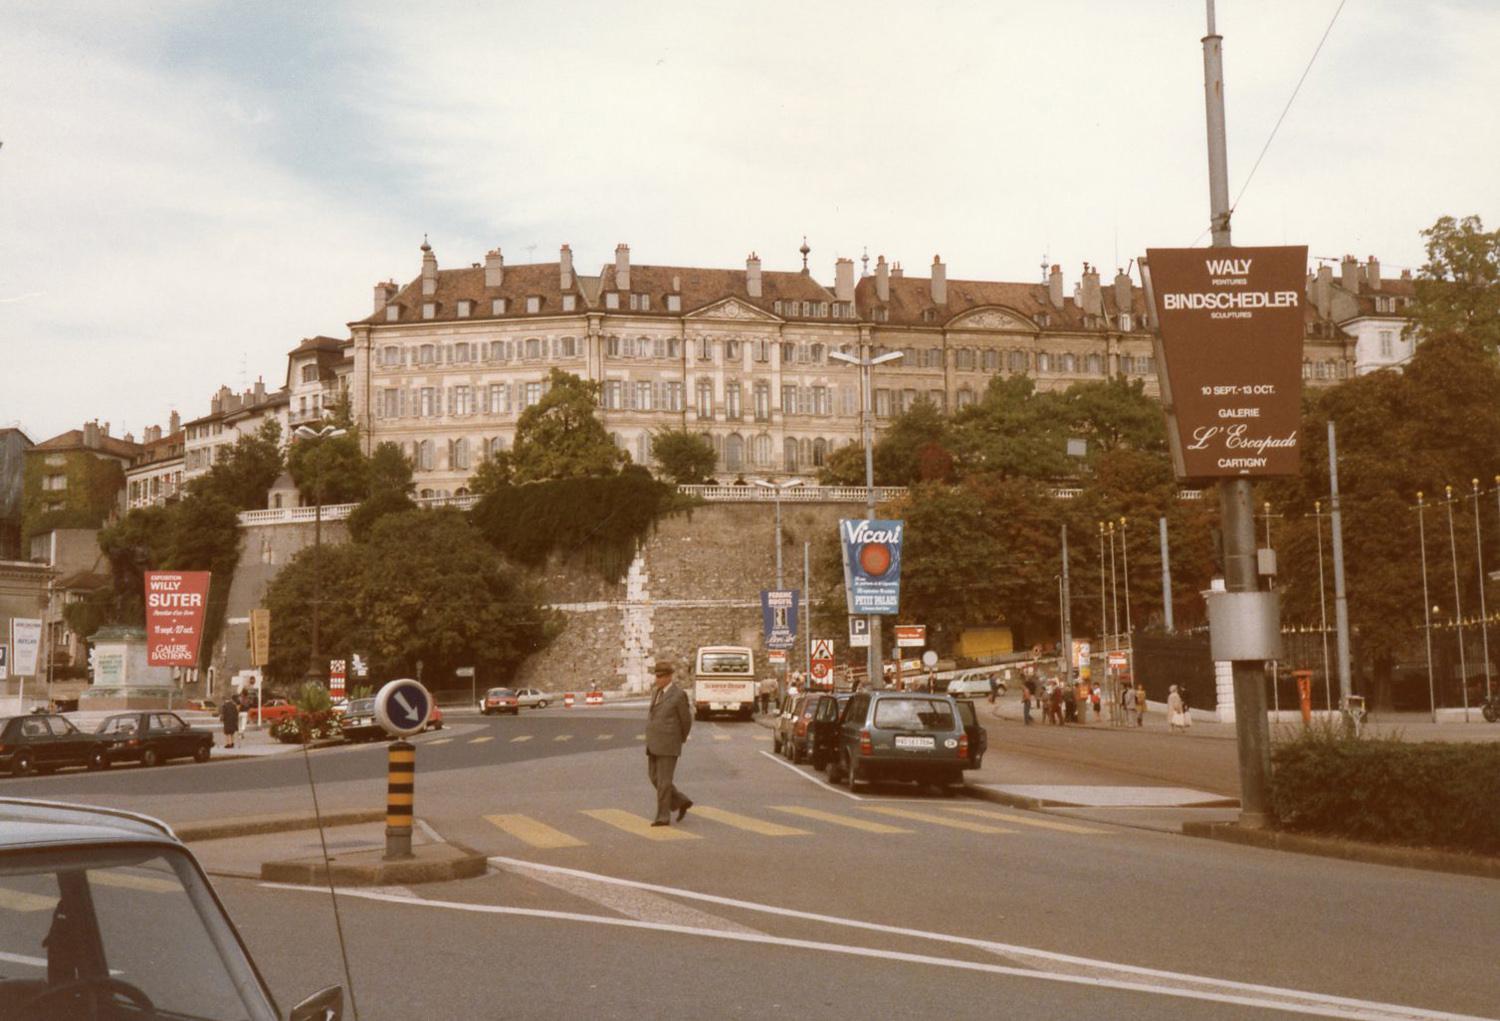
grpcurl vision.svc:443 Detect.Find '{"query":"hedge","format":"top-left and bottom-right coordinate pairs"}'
top-left (1271, 729), bottom-right (1500, 856)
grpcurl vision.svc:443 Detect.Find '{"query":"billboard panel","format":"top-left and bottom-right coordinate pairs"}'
top-left (840, 519), bottom-right (904, 615)
top-left (145, 572), bottom-right (211, 667)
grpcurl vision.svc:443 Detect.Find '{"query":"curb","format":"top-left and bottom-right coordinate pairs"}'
top-left (260, 835), bottom-right (489, 887)
top-left (961, 783), bottom-right (1046, 812)
top-left (175, 810), bottom-right (385, 843)
top-left (1182, 821), bottom-right (1500, 882)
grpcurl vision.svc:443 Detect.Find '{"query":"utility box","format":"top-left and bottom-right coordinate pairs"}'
top-left (1203, 590), bottom-right (1281, 662)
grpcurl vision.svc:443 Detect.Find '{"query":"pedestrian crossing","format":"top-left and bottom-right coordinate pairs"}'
top-left (481, 803), bottom-right (1107, 850)
top-left (417, 728), bottom-right (779, 747)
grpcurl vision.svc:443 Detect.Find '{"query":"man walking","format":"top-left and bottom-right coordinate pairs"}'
top-left (646, 662), bottom-right (693, 827)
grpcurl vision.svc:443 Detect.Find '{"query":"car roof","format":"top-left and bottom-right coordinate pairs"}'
top-left (0, 798), bottom-right (179, 852)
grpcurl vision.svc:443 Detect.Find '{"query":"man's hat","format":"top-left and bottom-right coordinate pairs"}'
top-left (654, 662), bottom-right (675, 677)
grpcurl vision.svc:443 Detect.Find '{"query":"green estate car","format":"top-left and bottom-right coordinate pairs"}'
top-left (826, 691), bottom-right (970, 792)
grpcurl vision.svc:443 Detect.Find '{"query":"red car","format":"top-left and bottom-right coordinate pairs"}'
top-left (423, 705), bottom-right (444, 731)
top-left (481, 688), bottom-right (520, 715)
top-left (244, 698), bottom-right (297, 725)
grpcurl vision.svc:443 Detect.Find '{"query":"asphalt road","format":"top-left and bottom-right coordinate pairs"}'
top-left (11, 705), bottom-right (1500, 1019)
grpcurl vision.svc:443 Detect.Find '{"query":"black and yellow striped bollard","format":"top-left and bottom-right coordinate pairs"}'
top-left (385, 739), bottom-right (416, 860)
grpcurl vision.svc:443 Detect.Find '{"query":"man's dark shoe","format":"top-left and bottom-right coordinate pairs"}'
top-left (677, 799), bottom-right (693, 822)
top-left (651, 820), bottom-right (669, 827)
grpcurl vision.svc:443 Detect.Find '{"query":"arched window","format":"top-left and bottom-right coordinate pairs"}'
top-left (753, 434), bottom-right (773, 466)
top-left (810, 343), bottom-right (824, 363)
top-left (1037, 352), bottom-right (1051, 372)
top-left (525, 338), bottom-right (541, 359)
top-left (1086, 353), bottom-right (1103, 374)
top-left (1008, 350), bottom-right (1027, 373)
top-left (725, 433), bottom-right (745, 472)
top-left (783, 437), bottom-right (799, 471)
top-left (956, 387), bottom-right (975, 409)
top-left (419, 344), bottom-right (435, 365)
top-left (1061, 353), bottom-right (1077, 373)
top-left (450, 437), bottom-right (470, 470)
top-left (417, 440), bottom-right (434, 471)
top-left (456, 487), bottom-right (470, 497)
top-left (813, 437), bottom-right (828, 467)
top-left (488, 436), bottom-right (506, 458)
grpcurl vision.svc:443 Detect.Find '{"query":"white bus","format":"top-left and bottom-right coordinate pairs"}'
top-left (691, 646), bottom-right (757, 721)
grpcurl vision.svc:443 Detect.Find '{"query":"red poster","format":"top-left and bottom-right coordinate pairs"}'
top-left (145, 571), bottom-right (212, 667)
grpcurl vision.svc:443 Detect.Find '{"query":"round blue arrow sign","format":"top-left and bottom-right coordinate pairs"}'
top-left (374, 679), bottom-right (432, 737)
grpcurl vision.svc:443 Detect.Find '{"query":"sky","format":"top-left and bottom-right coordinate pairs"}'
top-left (2, 0), bottom-right (1497, 443)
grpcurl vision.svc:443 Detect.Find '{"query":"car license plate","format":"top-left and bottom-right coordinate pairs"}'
top-left (895, 735), bottom-right (935, 750)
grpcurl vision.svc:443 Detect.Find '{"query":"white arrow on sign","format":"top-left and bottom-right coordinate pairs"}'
top-left (394, 690), bottom-right (421, 722)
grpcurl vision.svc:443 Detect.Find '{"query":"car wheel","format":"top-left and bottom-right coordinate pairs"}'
top-left (141, 748), bottom-right (160, 768)
top-left (772, 734), bottom-right (782, 753)
top-left (88, 750), bottom-right (109, 771)
top-left (193, 744), bottom-right (211, 763)
top-left (843, 751), bottom-right (864, 792)
top-left (537, 700), bottom-right (548, 709)
top-left (789, 741), bottom-right (802, 765)
top-left (13, 751), bottom-right (35, 777)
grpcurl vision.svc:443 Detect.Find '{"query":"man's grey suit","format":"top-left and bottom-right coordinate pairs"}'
top-left (646, 682), bottom-right (693, 823)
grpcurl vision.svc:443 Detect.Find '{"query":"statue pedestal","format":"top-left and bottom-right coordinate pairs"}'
top-left (80, 626), bottom-right (177, 710)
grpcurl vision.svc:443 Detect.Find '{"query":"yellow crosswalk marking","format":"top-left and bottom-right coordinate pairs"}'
top-left (582, 809), bottom-right (699, 841)
top-left (635, 733), bottom-right (646, 740)
top-left (469, 736), bottom-right (494, 744)
top-left (769, 805), bottom-right (912, 834)
top-left (690, 806), bottom-right (810, 836)
top-left (0, 887), bottom-right (57, 912)
top-left (486, 814), bottom-right (585, 849)
top-left (712, 734), bottom-right (732, 741)
top-left (862, 806), bottom-right (1016, 834)
top-left (425, 737), bottom-right (453, 745)
top-left (510, 735), bottom-right (532, 743)
top-left (941, 806), bottom-right (1107, 835)
top-left (596, 733), bottom-right (614, 741)
top-left (554, 734), bottom-right (573, 742)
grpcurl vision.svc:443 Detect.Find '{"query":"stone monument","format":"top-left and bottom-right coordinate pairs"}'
top-left (81, 625), bottom-right (177, 709)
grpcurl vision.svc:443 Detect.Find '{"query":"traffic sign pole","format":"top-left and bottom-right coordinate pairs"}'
top-left (385, 740), bottom-right (415, 861)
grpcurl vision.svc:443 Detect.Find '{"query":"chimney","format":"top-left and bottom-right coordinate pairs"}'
top-left (420, 238), bottom-right (438, 297)
top-left (930, 255), bottom-right (947, 305)
top-left (1080, 263), bottom-right (1103, 316)
top-left (372, 281), bottom-right (398, 315)
top-left (746, 252), bottom-right (762, 297)
top-left (615, 243), bottom-right (631, 292)
top-left (875, 255), bottom-right (890, 302)
top-left (1048, 264), bottom-right (1064, 308)
top-left (1340, 254), bottom-right (1360, 293)
top-left (169, 411), bottom-right (180, 434)
top-left (254, 377), bottom-right (266, 402)
top-left (559, 244), bottom-right (574, 290)
top-left (1366, 255), bottom-right (1381, 292)
top-left (891, 261), bottom-right (904, 279)
top-left (102, 421), bottom-right (111, 437)
top-left (1315, 264), bottom-right (1333, 319)
top-left (123, 431), bottom-right (135, 444)
top-left (1113, 268), bottom-right (1133, 321)
top-left (835, 258), bottom-right (855, 302)
top-left (83, 421), bottom-right (100, 448)
top-left (1401, 268), bottom-right (1412, 280)
top-left (484, 249), bottom-right (504, 288)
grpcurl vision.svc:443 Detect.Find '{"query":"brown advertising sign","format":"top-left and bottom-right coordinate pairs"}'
top-left (1143, 245), bottom-right (1307, 480)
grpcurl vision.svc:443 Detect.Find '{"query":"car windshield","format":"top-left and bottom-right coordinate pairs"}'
top-left (697, 651), bottom-right (752, 675)
top-left (0, 844), bottom-right (278, 1020)
top-left (873, 698), bottom-right (956, 732)
top-left (349, 699), bottom-right (374, 714)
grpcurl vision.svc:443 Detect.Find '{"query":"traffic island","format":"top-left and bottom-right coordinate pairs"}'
top-left (1182, 821), bottom-right (1500, 882)
top-left (260, 836), bottom-right (488, 887)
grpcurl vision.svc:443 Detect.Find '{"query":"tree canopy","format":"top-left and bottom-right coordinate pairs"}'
top-left (188, 419), bottom-right (284, 510)
top-left (347, 441), bottom-right (416, 541)
top-left (651, 429), bottom-right (717, 485)
top-left (511, 369), bottom-right (625, 483)
top-left (1409, 214), bottom-right (1500, 352)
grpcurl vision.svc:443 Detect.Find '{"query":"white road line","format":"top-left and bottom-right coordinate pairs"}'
top-left (757, 750), bottom-right (862, 801)
top-left (262, 878), bottom-right (1478, 1021)
top-left (478, 858), bottom-right (1483, 1021)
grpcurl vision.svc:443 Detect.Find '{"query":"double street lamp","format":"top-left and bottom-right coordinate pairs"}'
top-left (753, 478), bottom-right (803, 588)
top-left (829, 345), bottom-right (903, 688)
top-left (294, 424), bottom-right (347, 686)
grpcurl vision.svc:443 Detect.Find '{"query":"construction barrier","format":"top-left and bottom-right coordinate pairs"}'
top-left (563, 693), bottom-right (575, 708)
top-left (585, 691), bottom-right (604, 706)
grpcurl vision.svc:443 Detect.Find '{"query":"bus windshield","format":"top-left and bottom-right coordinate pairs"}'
top-left (696, 649), bottom-right (753, 676)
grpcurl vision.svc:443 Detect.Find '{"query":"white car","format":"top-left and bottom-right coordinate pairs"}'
top-left (514, 687), bottom-right (551, 709)
top-left (947, 673), bottom-right (1004, 698)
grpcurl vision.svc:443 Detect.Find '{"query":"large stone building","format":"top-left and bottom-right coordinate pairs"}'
top-left (346, 240), bottom-right (1367, 496)
top-left (0, 428), bottom-right (33, 560)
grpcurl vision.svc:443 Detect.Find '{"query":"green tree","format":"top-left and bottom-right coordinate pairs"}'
top-left (348, 441), bottom-right (416, 541)
top-left (651, 429), bottom-right (717, 485)
top-left (261, 541), bottom-right (369, 685)
top-left (817, 442), bottom-right (867, 485)
top-left (511, 369), bottom-right (625, 483)
top-left (189, 419), bottom-right (284, 510)
top-left (950, 375), bottom-right (1072, 480)
top-left (1409, 215), bottom-right (1500, 351)
top-left (287, 426), bottom-right (370, 505)
top-left (1059, 376), bottom-right (1167, 460)
top-left (468, 450), bottom-right (514, 495)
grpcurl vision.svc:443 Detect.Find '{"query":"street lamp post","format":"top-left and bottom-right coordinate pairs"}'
top-left (294, 424), bottom-right (347, 687)
top-left (829, 345), bottom-right (903, 689)
top-left (753, 478), bottom-right (803, 589)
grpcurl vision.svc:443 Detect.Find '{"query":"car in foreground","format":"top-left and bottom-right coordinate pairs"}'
top-left (95, 711), bottom-right (213, 767)
top-left (0, 796), bottom-right (344, 1020)
top-left (0, 713), bottom-right (106, 776)
top-left (481, 687), bottom-right (520, 716)
top-left (826, 691), bottom-right (970, 792)
top-left (952, 698), bottom-right (989, 770)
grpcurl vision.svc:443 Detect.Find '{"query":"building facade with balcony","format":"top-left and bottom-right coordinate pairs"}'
top-left (346, 240), bottom-right (1359, 495)
top-left (182, 380), bottom-right (290, 482)
top-left (124, 414), bottom-right (185, 510)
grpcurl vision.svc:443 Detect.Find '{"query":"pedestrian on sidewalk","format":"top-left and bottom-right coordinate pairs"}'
top-left (646, 662), bottom-right (694, 827)
top-left (1091, 683), bottom-right (1102, 721)
top-left (1134, 680), bottom-right (1147, 726)
top-left (1074, 679), bottom-right (1090, 724)
top-left (219, 697), bottom-right (240, 749)
top-left (1047, 681), bottom-right (1065, 725)
top-left (1122, 682), bottom-right (1137, 724)
top-left (1168, 684), bottom-right (1189, 734)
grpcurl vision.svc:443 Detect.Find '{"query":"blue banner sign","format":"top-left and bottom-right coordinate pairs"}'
top-left (761, 589), bottom-right (800, 650)
top-left (840, 518), bottom-right (904, 615)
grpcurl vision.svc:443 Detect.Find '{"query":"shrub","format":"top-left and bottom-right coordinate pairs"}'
top-left (1272, 727), bottom-right (1500, 855)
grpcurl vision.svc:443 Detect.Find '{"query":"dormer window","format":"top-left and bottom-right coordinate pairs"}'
top-left (1120, 312), bottom-right (1133, 332)
top-left (526, 296), bottom-right (541, 314)
top-left (629, 293), bottom-right (651, 311)
top-left (1035, 312), bottom-right (1050, 328)
top-left (492, 298), bottom-right (507, 315)
top-left (873, 307), bottom-right (888, 323)
top-left (385, 305), bottom-right (401, 322)
top-left (773, 300), bottom-right (782, 315)
top-left (605, 292), bottom-right (621, 310)
top-left (563, 294), bottom-right (577, 312)
top-left (422, 302), bottom-right (436, 320)
top-left (922, 308), bottom-right (938, 323)
top-left (667, 294), bottom-right (681, 312)
top-left (457, 299), bottom-right (472, 318)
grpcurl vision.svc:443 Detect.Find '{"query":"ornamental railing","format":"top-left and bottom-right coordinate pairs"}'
top-left (676, 485), bottom-right (909, 503)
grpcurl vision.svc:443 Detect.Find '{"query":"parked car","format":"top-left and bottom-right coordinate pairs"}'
top-left (244, 698), bottom-right (297, 725)
top-left (95, 711), bottom-right (213, 767)
top-left (826, 691), bottom-right (970, 792)
top-left (514, 688), bottom-right (550, 709)
top-left (423, 704), bottom-right (444, 731)
top-left (947, 671), bottom-right (1004, 699)
top-left (0, 796), bottom-right (344, 1020)
top-left (952, 699), bottom-right (988, 770)
top-left (771, 695), bottom-right (806, 755)
top-left (338, 698), bottom-right (384, 742)
top-left (778, 695), bottom-right (822, 764)
top-left (481, 687), bottom-right (520, 715)
top-left (0, 713), bottom-right (107, 776)
top-left (784, 692), bottom-right (852, 769)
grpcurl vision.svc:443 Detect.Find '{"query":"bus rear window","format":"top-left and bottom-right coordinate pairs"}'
top-left (698, 652), bottom-right (752, 675)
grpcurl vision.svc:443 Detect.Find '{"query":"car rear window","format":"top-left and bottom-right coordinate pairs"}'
top-left (954, 701), bottom-right (977, 726)
top-left (873, 698), bottom-right (956, 731)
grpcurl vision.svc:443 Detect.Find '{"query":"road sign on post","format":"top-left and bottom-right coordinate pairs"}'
top-left (761, 590), bottom-right (799, 650)
top-left (810, 638), bottom-right (834, 687)
top-left (848, 617), bottom-right (870, 648)
top-left (375, 678), bottom-right (433, 738)
top-left (249, 609), bottom-right (270, 667)
top-left (328, 659), bottom-right (346, 699)
top-left (894, 624), bottom-right (926, 648)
